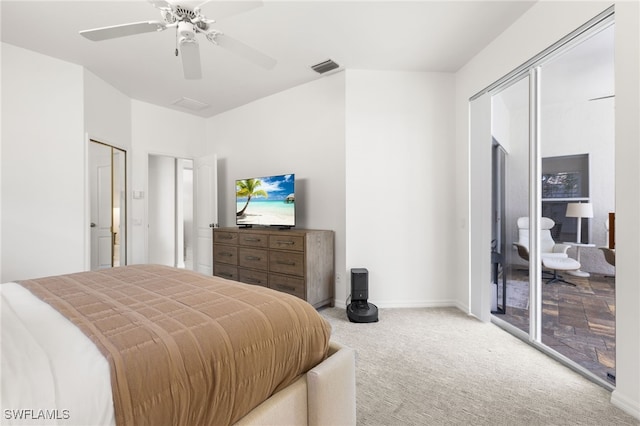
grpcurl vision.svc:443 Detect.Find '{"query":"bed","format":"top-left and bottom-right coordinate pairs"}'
top-left (1, 264), bottom-right (356, 425)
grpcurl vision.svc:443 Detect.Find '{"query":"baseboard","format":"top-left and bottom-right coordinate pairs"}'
top-left (611, 389), bottom-right (640, 421)
top-left (332, 299), bottom-right (461, 310)
top-left (368, 300), bottom-right (459, 309)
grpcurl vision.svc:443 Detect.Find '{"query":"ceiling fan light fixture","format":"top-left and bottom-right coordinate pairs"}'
top-left (178, 21), bottom-right (196, 39)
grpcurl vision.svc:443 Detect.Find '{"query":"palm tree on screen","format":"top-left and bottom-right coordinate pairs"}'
top-left (236, 179), bottom-right (268, 217)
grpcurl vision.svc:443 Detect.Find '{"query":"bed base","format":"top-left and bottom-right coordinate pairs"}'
top-left (234, 341), bottom-right (356, 425)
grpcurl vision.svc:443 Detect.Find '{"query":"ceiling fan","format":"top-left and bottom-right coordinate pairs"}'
top-left (79, 0), bottom-right (277, 80)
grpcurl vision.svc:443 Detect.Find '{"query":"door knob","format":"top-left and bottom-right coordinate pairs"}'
top-left (90, 223), bottom-right (96, 228)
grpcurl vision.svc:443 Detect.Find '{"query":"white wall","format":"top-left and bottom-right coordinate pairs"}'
top-left (130, 100), bottom-right (206, 264)
top-left (205, 74), bottom-right (347, 302)
top-left (345, 70), bottom-right (456, 307)
top-left (1, 43), bottom-right (85, 282)
top-left (83, 70), bottom-right (132, 266)
top-left (84, 70), bottom-right (132, 150)
top-left (611, 0), bottom-right (640, 417)
top-left (1, 43), bottom-right (208, 275)
top-left (456, 1), bottom-right (639, 419)
top-left (205, 70), bottom-right (457, 308)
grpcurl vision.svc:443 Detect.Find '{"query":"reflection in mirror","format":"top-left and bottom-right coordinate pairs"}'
top-left (539, 24), bottom-right (615, 385)
top-left (491, 75), bottom-right (530, 329)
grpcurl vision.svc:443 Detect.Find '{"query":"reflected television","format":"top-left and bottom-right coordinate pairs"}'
top-left (236, 174), bottom-right (295, 228)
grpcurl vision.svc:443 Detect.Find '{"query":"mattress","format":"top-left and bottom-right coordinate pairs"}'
top-left (1, 265), bottom-right (331, 425)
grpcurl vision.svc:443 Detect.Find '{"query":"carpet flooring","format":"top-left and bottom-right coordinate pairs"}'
top-left (319, 307), bottom-right (638, 426)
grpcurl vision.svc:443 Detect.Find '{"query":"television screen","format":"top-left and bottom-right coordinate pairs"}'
top-left (236, 174), bottom-right (295, 228)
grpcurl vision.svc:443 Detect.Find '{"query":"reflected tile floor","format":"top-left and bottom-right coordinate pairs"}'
top-left (496, 271), bottom-right (616, 385)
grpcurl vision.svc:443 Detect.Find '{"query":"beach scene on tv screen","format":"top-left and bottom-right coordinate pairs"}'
top-left (236, 174), bottom-right (295, 226)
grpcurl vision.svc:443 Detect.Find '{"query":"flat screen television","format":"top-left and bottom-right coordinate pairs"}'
top-left (236, 174), bottom-right (295, 228)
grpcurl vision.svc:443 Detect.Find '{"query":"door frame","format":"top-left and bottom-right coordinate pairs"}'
top-left (147, 153), bottom-right (194, 269)
top-left (469, 8), bottom-right (615, 389)
top-left (145, 152), bottom-right (217, 273)
top-left (86, 137), bottom-right (128, 270)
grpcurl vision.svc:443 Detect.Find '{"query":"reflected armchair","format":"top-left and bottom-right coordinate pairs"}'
top-left (600, 216), bottom-right (616, 267)
top-left (599, 247), bottom-right (615, 267)
top-left (513, 217), bottom-right (581, 285)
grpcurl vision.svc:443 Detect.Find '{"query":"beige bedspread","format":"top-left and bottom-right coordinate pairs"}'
top-left (18, 264), bottom-right (331, 425)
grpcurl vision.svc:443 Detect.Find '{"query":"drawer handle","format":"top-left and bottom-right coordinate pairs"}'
top-left (246, 256), bottom-right (262, 261)
top-left (245, 237), bottom-right (261, 242)
top-left (219, 252), bottom-right (233, 257)
top-left (219, 235), bottom-right (234, 240)
top-left (246, 278), bottom-right (264, 285)
top-left (276, 260), bottom-right (296, 266)
top-left (219, 272), bottom-right (234, 278)
top-left (276, 284), bottom-right (296, 292)
top-left (276, 240), bottom-right (295, 246)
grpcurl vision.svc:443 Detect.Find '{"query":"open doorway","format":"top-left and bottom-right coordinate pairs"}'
top-left (89, 140), bottom-right (126, 269)
top-left (148, 155), bottom-right (194, 269)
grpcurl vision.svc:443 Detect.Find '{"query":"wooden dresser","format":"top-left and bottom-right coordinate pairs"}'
top-left (213, 227), bottom-right (334, 308)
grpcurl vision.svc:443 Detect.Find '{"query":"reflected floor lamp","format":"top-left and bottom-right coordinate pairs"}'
top-left (565, 202), bottom-right (593, 277)
top-left (566, 202), bottom-right (593, 244)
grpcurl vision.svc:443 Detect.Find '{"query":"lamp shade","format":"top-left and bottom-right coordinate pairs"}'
top-left (566, 202), bottom-right (593, 218)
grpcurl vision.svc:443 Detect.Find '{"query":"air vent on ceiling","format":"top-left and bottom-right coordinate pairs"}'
top-left (171, 96), bottom-right (210, 111)
top-left (311, 59), bottom-right (340, 75)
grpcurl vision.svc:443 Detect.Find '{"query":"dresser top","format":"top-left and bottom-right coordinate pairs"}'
top-left (214, 227), bottom-right (331, 236)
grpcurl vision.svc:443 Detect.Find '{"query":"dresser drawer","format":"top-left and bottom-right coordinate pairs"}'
top-left (239, 248), bottom-right (268, 271)
top-left (213, 245), bottom-right (237, 265)
top-left (239, 269), bottom-right (268, 287)
top-left (214, 231), bottom-right (238, 245)
top-left (213, 227), bottom-right (334, 308)
top-left (269, 251), bottom-right (304, 276)
top-left (239, 232), bottom-right (268, 248)
top-left (269, 235), bottom-right (304, 252)
top-left (269, 274), bottom-right (305, 299)
top-left (214, 263), bottom-right (238, 281)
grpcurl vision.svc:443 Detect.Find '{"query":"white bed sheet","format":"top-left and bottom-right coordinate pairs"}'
top-left (1, 282), bottom-right (115, 426)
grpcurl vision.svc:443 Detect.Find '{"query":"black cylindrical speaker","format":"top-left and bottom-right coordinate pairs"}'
top-left (351, 268), bottom-right (369, 302)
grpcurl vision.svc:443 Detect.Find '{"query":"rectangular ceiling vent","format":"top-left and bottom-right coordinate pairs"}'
top-left (311, 59), bottom-right (340, 75)
top-left (171, 97), bottom-right (210, 111)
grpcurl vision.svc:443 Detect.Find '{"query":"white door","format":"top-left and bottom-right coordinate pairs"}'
top-left (90, 143), bottom-right (113, 270)
top-left (194, 154), bottom-right (218, 275)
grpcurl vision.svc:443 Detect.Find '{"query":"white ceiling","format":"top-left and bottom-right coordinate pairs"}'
top-left (1, 0), bottom-right (536, 117)
top-left (493, 24), bottom-right (615, 111)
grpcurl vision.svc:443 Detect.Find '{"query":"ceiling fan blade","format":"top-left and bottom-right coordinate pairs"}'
top-left (197, 0), bottom-right (263, 20)
top-left (148, 0), bottom-right (172, 9)
top-left (180, 40), bottom-right (202, 80)
top-left (214, 33), bottom-right (276, 70)
top-left (589, 95), bottom-right (615, 101)
top-left (80, 21), bottom-right (166, 41)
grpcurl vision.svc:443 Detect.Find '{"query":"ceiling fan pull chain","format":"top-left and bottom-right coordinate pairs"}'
top-left (175, 27), bottom-right (179, 57)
